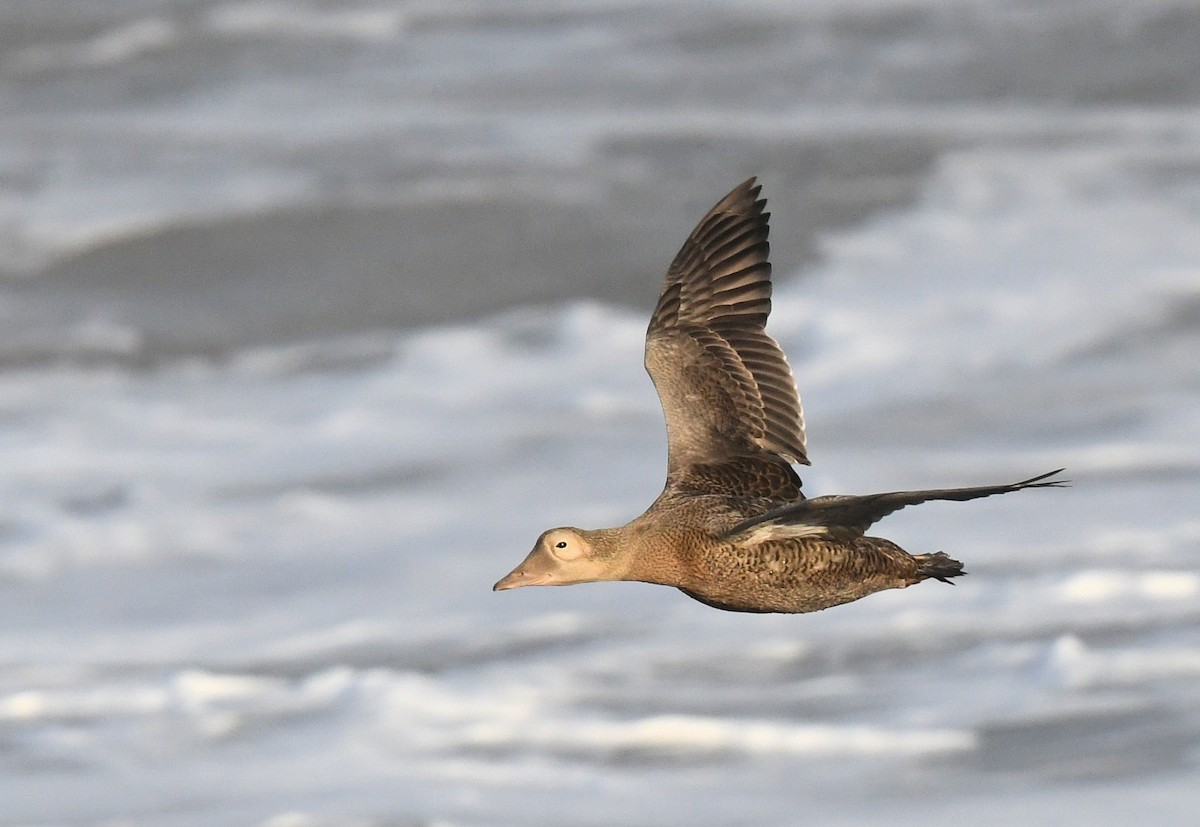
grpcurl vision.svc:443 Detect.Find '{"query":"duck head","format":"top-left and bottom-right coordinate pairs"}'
top-left (493, 527), bottom-right (617, 591)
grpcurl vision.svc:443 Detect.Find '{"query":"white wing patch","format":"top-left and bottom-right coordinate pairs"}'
top-left (737, 521), bottom-right (829, 545)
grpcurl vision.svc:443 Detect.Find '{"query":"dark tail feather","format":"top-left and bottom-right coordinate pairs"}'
top-left (915, 551), bottom-right (965, 584)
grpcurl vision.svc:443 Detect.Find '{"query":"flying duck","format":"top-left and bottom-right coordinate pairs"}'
top-left (493, 179), bottom-right (1063, 613)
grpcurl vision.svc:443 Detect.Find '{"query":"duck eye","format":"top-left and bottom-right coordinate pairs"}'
top-left (555, 541), bottom-right (568, 549)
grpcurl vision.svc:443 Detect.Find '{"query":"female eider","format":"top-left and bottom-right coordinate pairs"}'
top-left (493, 179), bottom-right (1064, 614)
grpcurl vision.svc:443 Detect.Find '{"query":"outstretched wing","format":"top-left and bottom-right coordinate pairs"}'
top-left (722, 470), bottom-right (1068, 542)
top-left (644, 178), bottom-right (808, 497)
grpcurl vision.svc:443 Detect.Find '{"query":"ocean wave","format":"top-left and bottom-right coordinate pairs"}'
top-left (1058, 570), bottom-right (1200, 605)
top-left (455, 712), bottom-right (976, 761)
top-left (1046, 635), bottom-right (1200, 691)
top-left (6, 18), bottom-right (177, 75)
top-left (205, 2), bottom-right (406, 41)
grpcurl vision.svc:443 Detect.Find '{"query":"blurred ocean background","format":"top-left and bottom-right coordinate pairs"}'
top-left (1, 1), bottom-right (1199, 825)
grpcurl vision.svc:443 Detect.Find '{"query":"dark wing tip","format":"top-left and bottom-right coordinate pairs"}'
top-left (710, 177), bottom-right (765, 219)
top-left (734, 175), bottom-right (761, 199)
top-left (1015, 468), bottom-right (1070, 489)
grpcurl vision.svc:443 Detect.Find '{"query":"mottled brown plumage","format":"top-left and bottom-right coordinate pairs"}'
top-left (493, 178), bottom-right (1065, 613)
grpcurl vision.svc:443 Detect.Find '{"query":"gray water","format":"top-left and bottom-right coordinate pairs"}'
top-left (1, 2), bottom-right (1199, 825)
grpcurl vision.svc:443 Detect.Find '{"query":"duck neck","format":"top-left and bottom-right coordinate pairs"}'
top-left (592, 522), bottom-right (690, 588)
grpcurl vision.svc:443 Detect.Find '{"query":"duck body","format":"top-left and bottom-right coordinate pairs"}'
top-left (493, 179), bottom-right (1064, 614)
top-left (675, 534), bottom-right (930, 615)
top-left (616, 497), bottom-right (931, 615)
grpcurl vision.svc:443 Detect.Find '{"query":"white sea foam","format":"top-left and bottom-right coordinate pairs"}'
top-left (206, 2), bottom-right (407, 41)
top-left (1046, 635), bottom-right (1200, 691)
top-left (458, 712), bottom-right (975, 758)
top-left (6, 18), bottom-right (177, 74)
top-left (0, 683), bottom-right (168, 721)
top-left (39, 663), bottom-right (965, 760)
top-left (1059, 570), bottom-right (1200, 605)
top-left (784, 143), bottom-right (1200, 415)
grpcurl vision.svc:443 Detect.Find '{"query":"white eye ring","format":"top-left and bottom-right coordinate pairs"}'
top-left (549, 536), bottom-right (584, 560)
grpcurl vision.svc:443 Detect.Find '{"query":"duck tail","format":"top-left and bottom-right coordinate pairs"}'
top-left (914, 551), bottom-right (965, 584)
